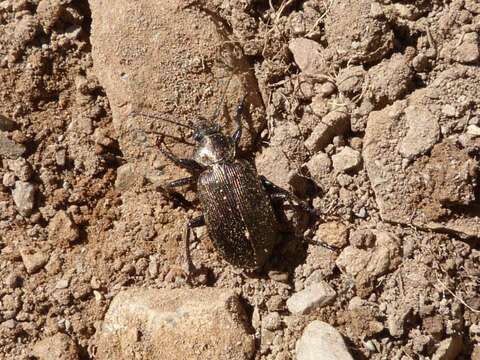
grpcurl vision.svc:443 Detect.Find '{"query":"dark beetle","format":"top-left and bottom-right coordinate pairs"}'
top-left (136, 100), bottom-right (311, 272)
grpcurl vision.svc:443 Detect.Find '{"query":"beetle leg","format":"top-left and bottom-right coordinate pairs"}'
top-left (157, 138), bottom-right (204, 173)
top-left (161, 176), bottom-right (196, 207)
top-left (184, 214), bottom-right (206, 275)
top-left (232, 97), bottom-right (246, 147)
top-left (166, 176), bottom-right (196, 190)
top-left (260, 176), bottom-right (316, 215)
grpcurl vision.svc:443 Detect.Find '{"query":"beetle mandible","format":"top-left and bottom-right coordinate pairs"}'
top-left (135, 98), bottom-right (312, 274)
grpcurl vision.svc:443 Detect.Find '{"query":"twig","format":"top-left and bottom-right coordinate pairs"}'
top-left (435, 274), bottom-right (480, 313)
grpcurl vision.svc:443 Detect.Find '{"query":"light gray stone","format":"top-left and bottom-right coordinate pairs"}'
top-left (20, 248), bottom-right (49, 274)
top-left (288, 38), bottom-right (325, 74)
top-left (304, 152), bottom-right (331, 185)
top-left (304, 110), bottom-right (349, 152)
top-left (331, 147), bottom-right (361, 172)
top-left (296, 321), bottom-right (353, 360)
top-left (12, 181), bottom-right (36, 215)
top-left (97, 287), bottom-right (254, 360)
top-left (398, 105), bottom-right (440, 159)
top-left (287, 281), bottom-right (336, 315)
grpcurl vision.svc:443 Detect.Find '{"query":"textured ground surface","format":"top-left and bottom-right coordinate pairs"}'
top-left (0, 0), bottom-right (479, 359)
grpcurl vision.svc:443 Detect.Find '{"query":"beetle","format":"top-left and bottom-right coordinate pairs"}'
top-left (133, 99), bottom-right (312, 275)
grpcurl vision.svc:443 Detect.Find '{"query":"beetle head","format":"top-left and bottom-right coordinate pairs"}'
top-left (191, 118), bottom-right (235, 166)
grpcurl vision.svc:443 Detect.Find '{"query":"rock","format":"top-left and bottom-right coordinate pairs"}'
top-left (336, 231), bottom-right (401, 295)
top-left (48, 210), bottom-right (79, 244)
top-left (7, 158), bottom-right (33, 181)
top-left (387, 305), bottom-right (412, 337)
top-left (37, 0), bottom-right (65, 33)
top-left (324, 0), bottom-right (393, 64)
top-left (2, 172), bottom-right (15, 187)
top-left (90, 0), bottom-right (264, 161)
top-left (256, 121), bottom-right (306, 189)
top-left (0, 114), bottom-right (17, 131)
top-left (13, 15), bottom-right (39, 48)
top-left (32, 333), bottom-right (79, 360)
top-left (467, 124), bottom-right (480, 136)
top-left (363, 66), bottom-right (480, 238)
top-left (286, 281), bottom-right (336, 315)
top-left (441, 104), bottom-right (457, 117)
top-left (296, 321), bottom-right (353, 360)
top-left (331, 147), bottom-right (361, 172)
top-left (398, 105), bottom-right (440, 159)
top-left (256, 147), bottom-right (292, 190)
top-left (336, 66), bottom-right (366, 97)
top-left (114, 163), bottom-right (145, 191)
top-left (0, 132), bottom-right (25, 158)
top-left (5, 273), bottom-right (22, 288)
top-left (12, 181), bottom-right (36, 216)
top-left (422, 315), bottom-right (444, 340)
top-left (20, 248), bottom-right (49, 274)
top-left (97, 288), bottom-right (254, 360)
top-left (262, 312), bottom-right (282, 331)
top-left (453, 32), bottom-right (479, 64)
top-left (314, 222), bottom-right (348, 249)
top-left (304, 110), bottom-right (350, 152)
top-left (304, 151), bottom-right (331, 187)
top-left (288, 38), bottom-right (326, 74)
top-left (367, 53), bottom-right (414, 105)
top-left (432, 336), bottom-right (463, 360)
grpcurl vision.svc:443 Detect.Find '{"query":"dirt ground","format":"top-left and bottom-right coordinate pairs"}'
top-left (0, 0), bottom-right (479, 359)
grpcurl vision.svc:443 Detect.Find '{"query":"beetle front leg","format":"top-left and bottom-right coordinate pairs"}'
top-left (157, 138), bottom-right (204, 173)
top-left (183, 214), bottom-right (206, 275)
top-left (232, 97), bottom-right (246, 147)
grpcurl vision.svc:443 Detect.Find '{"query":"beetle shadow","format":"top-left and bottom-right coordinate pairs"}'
top-left (266, 214), bottom-right (310, 277)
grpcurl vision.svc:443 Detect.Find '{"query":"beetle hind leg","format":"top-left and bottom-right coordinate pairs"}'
top-left (260, 176), bottom-right (317, 216)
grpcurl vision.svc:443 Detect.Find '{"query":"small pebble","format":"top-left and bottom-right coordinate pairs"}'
top-left (332, 146), bottom-right (361, 172)
top-left (296, 321), bottom-right (353, 360)
top-left (262, 312), bottom-right (282, 331)
top-left (286, 281), bottom-right (337, 315)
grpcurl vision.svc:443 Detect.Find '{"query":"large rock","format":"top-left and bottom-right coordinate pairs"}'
top-left (296, 321), bottom-right (353, 360)
top-left (89, 0), bottom-right (264, 165)
top-left (96, 287), bottom-right (255, 360)
top-left (363, 65), bottom-right (480, 238)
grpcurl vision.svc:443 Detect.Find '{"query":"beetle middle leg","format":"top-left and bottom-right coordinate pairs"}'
top-left (161, 176), bottom-right (197, 207)
top-left (183, 214), bottom-right (206, 275)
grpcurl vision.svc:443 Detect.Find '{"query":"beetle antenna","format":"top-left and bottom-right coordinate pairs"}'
top-left (129, 111), bottom-right (196, 130)
top-left (211, 72), bottom-right (234, 120)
